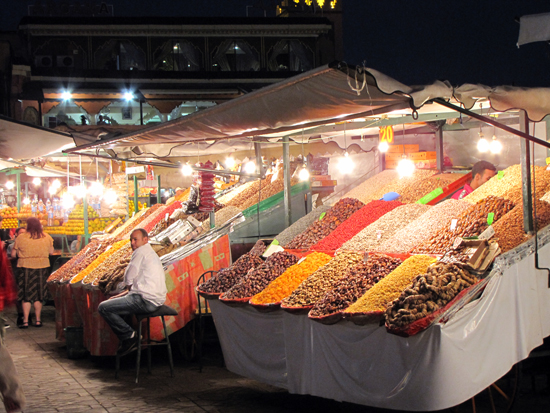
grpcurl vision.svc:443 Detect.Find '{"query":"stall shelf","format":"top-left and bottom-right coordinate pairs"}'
top-left (207, 226), bottom-right (550, 411)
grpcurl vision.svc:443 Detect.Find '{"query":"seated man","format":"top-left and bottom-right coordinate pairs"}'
top-left (98, 228), bottom-right (167, 356)
top-left (452, 160), bottom-right (497, 200)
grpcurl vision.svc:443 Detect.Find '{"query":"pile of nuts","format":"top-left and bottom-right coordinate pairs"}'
top-left (192, 200), bottom-right (225, 222)
top-left (493, 200), bottom-right (550, 252)
top-left (345, 255), bottom-right (436, 315)
top-left (281, 252), bottom-right (363, 308)
top-left (221, 251), bottom-right (298, 299)
top-left (198, 252), bottom-right (264, 294)
top-left (201, 206), bottom-right (242, 231)
top-left (55, 239), bottom-right (116, 283)
top-left (366, 169), bottom-right (437, 203)
top-left (225, 177), bottom-right (271, 209)
top-left (341, 204), bottom-right (431, 252)
top-left (312, 200), bottom-right (402, 251)
top-left (217, 180), bottom-right (257, 206)
top-left (501, 167), bottom-right (550, 205)
top-left (250, 252), bottom-right (332, 305)
top-left (285, 198), bottom-right (365, 249)
top-left (398, 174), bottom-right (458, 204)
top-left (413, 196), bottom-right (515, 254)
top-left (72, 239), bottom-right (129, 284)
top-left (47, 239), bottom-right (102, 282)
top-left (96, 248), bottom-right (133, 294)
top-left (464, 164), bottom-right (523, 204)
top-left (309, 254), bottom-right (402, 318)
top-left (344, 170), bottom-right (399, 203)
top-left (115, 204), bottom-right (163, 241)
top-left (376, 199), bottom-right (471, 254)
top-left (385, 262), bottom-right (478, 329)
top-left (276, 206), bottom-right (331, 247)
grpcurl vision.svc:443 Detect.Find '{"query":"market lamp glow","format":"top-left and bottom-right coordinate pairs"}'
top-left (244, 161), bottom-right (256, 174)
top-left (337, 152), bottom-right (354, 175)
top-left (23, 197), bottom-right (30, 205)
top-left (181, 163), bottom-right (193, 176)
top-left (70, 184), bottom-right (86, 199)
top-left (52, 179), bottom-right (61, 189)
top-left (103, 189), bottom-right (118, 205)
top-left (477, 132), bottom-right (489, 153)
top-left (48, 186), bottom-right (57, 195)
top-left (225, 156), bottom-right (236, 169)
top-left (298, 165), bottom-right (310, 181)
top-left (62, 192), bottom-right (75, 210)
top-left (33, 177), bottom-right (41, 186)
top-left (397, 157), bottom-right (415, 178)
top-left (378, 141), bottom-right (389, 153)
top-left (490, 136), bottom-right (503, 154)
top-left (5, 181), bottom-right (14, 190)
top-left (88, 180), bottom-right (104, 197)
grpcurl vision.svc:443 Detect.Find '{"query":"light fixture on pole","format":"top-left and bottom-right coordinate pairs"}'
top-left (244, 160), bottom-right (256, 174)
top-left (5, 181), bottom-right (14, 190)
top-left (396, 118), bottom-right (415, 178)
top-left (298, 129), bottom-right (310, 181)
top-left (490, 135), bottom-right (503, 154)
top-left (337, 122), bottom-right (354, 175)
top-left (181, 163), bottom-right (193, 176)
top-left (225, 156), bottom-right (236, 169)
top-left (477, 130), bottom-right (489, 152)
top-left (33, 177), bottom-right (41, 186)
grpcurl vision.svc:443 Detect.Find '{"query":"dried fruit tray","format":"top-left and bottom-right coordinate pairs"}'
top-left (280, 303), bottom-right (313, 315)
top-left (218, 295), bottom-right (250, 307)
top-left (249, 301), bottom-right (281, 313)
top-left (385, 279), bottom-right (485, 337)
top-left (308, 311), bottom-right (343, 325)
top-left (343, 310), bottom-right (385, 326)
top-left (196, 286), bottom-right (222, 300)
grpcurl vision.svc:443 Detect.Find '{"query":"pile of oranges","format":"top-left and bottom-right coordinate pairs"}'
top-left (0, 206), bottom-right (19, 229)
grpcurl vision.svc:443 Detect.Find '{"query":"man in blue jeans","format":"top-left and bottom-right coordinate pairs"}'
top-left (98, 228), bottom-right (167, 356)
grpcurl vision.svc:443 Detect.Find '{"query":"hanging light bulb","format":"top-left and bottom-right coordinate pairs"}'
top-left (33, 177), bottom-right (41, 186)
top-left (48, 186), bottom-right (57, 195)
top-left (23, 197), bottom-right (31, 205)
top-left (397, 157), bottom-right (415, 178)
top-left (181, 163), bottom-right (193, 176)
top-left (298, 165), bottom-right (310, 181)
top-left (490, 135), bottom-right (502, 154)
top-left (378, 141), bottom-right (389, 153)
top-left (477, 132), bottom-right (489, 153)
top-left (88, 181), bottom-right (104, 197)
top-left (225, 156), bottom-right (236, 169)
top-left (337, 152), bottom-right (354, 175)
top-left (62, 192), bottom-right (75, 210)
top-left (244, 161), bottom-right (256, 174)
top-left (52, 179), bottom-right (61, 189)
top-left (104, 189), bottom-right (118, 205)
top-left (5, 181), bottom-right (14, 190)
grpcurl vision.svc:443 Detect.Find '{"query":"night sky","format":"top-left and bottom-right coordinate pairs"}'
top-left (3, 0), bottom-right (550, 87)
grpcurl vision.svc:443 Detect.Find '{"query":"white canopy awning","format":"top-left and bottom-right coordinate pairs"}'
top-left (0, 115), bottom-right (74, 160)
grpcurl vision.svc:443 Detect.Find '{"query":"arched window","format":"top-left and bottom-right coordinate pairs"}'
top-left (95, 39), bottom-right (146, 71)
top-left (267, 40), bottom-right (314, 72)
top-left (33, 39), bottom-right (87, 69)
top-left (153, 40), bottom-right (202, 71)
top-left (211, 40), bottom-right (260, 72)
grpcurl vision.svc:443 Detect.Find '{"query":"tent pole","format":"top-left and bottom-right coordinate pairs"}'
top-left (435, 122), bottom-right (444, 173)
top-left (283, 136), bottom-right (291, 228)
top-left (520, 111), bottom-right (535, 234)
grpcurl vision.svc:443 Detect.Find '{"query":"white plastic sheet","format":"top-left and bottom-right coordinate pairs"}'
top-left (209, 229), bottom-right (550, 411)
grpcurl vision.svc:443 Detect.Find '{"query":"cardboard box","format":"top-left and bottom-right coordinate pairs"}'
top-left (385, 152), bottom-right (405, 160)
top-left (385, 159), bottom-right (398, 169)
top-left (407, 151), bottom-right (437, 160)
top-left (311, 175), bottom-right (331, 181)
top-left (312, 180), bottom-right (337, 187)
top-left (387, 144), bottom-right (403, 153)
top-left (404, 144), bottom-right (420, 153)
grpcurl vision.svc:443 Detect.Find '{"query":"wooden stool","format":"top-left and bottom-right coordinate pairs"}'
top-left (115, 304), bottom-right (178, 383)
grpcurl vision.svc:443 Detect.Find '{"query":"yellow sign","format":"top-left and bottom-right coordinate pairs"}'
top-left (379, 125), bottom-right (394, 144)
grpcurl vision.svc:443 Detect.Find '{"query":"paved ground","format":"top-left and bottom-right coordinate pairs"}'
top-left (1, 306), bottom-right (549, 413)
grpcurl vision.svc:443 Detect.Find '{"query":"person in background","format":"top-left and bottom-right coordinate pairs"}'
top-left (98, 228), bottom-right (167, 356)
top-left (7, 228), bottom-right (26, 327)
top-left (452, 160), bottom-right (497, 200)
top-left (11, 218), bottom-right (53, 328)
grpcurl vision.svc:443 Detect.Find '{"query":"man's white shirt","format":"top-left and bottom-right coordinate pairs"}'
top-left (124, 243), bottom-right (167, 307)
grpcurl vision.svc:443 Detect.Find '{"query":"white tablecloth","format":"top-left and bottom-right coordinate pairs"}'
top-left (209, 235), bottom-right (550, 411)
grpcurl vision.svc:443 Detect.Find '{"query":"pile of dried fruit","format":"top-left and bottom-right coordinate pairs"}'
top-left (71, 239), bottom-right (129, 284)
top-left (398, 174), bottom-right (458, 204)
top-left (375, 199), bottom-right (471, 254)
top-left (250, 252), bottom-right (332, 305)
top-left (341, 204), bottom-right (430, 252)
top-left (493, 200), bottom-right (550, 252)
top-left (110, 209), bottom-right (147, 239)
top-left (501, 167), bottom-right (550, 205)
top-left (192, 200), bottom-right (225, 222)
top-left (249, 239), bottom-right (268, 256)
top-left (309, 254), bottom-right (402, 318)
top-left (142, 201), bottom-right (182, 233)
top-left (285, 198), bottom-right (365, 249)
top-left (52, 239), bottom-right (115, 283)
top-left (276, 206), bottom-right (331, 247)
top-left (365, 169), bottom-right (437, 203)
top-left (96, 246), bottom-right (134, 294)
top-left (216, 181), bottom-right (256, 206)
top-left (47, 239), bottom-right (101, 282)
top-left (281, 252), bottom-right (362, 309)
top-left (221, 251), bottom-right (298, 300)
top-left (413, 196), bottom-right (515, 254)
top-left (464, 164), bottom-right (523, 204)
top-left (344, 255), bottom-right (436, 315)
top-left (197, 252), bottom-right (264, 294)
top-left (385, 262), bottom-right (478, 329)
top-left (114, 204), bottom-right (162, 241)
top-left (311, 200), bottom-right (402, 251)
top-left (343, 170), bottom-right (399, 203)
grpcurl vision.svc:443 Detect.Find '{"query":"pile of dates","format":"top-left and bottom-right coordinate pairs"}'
top-left (286, 197), bottom-right (365, 249)
top-left (413, 196), bottom-right (514, 254)
top-left (385, 262), bottom-right (478, 329)
top-left (221, 251), bottom-right (298, 299)
top-left (309, 254), bottom-right (402, 317)
top-left (198, 252), bottom-right (264, 294)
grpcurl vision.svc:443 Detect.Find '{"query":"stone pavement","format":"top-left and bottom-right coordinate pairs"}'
top-left (1, 305), bottom-right (549, 413)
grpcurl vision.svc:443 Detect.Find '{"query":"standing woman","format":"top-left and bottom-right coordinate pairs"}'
top-left (11, 217), bottom-right (53, 328)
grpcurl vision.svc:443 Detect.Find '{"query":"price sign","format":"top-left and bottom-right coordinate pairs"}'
top-left (319, 212), bottom-right (326, 221)
top-left (450, 219), bottom-right (458, 230)
top-left (379, 125), bottom-right (394, 143)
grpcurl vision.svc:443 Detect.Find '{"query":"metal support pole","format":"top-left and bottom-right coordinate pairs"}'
top-left (435, 123), bottom-right (444, 173)
top-left (83, 178), bottom-right (89, 244)
top-left (133, 176), bottom-right (139, 214)
top-left (520, 111), bottom-right (535, 234)
top-left (157, 175), bottom-right (161, 205)
top-left (140, 100), bottom-right (144, 126)
top-left (209, 211), bottom-right (215, 229)
top-left (16, 173), bottom-right (21, 213)
top-left (282, 136), bottom-right (292, 228)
